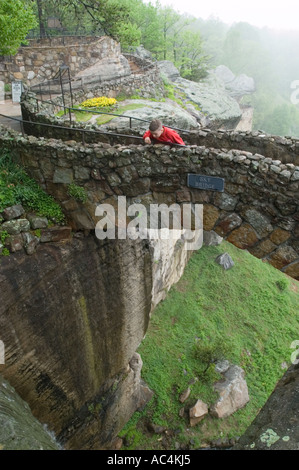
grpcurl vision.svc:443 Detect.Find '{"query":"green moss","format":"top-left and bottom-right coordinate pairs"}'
top-left (0, 148), bottom-right (65, 223)
top-left (67, 183), bottom-right (87, 203)
top-left (78, 296), bottom-right (101, 391)
top-left (0, 230), bottom-right (9, 244)
top-left (96, 103), bottom-right (145, 126)
top-left (1, 247), bottom-right (10, 256)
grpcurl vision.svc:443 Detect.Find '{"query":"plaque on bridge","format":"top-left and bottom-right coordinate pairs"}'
top-left (187, 174), bottom-right (225, 192)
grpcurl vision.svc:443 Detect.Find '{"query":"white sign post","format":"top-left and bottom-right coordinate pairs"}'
top-left (12, 80), bottom-right (23, 103)
top-left (0, 340), bottom-right (4, 364)
top-left (0, 80), bottom-right (4, 104)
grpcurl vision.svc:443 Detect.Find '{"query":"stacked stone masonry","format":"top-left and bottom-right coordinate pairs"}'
top-left (0, 35), bottom-right (162, 98)
top-left (0, 36), bottom-right (120, 86)
top-left (0, 125), bottom-right (298, 280)
top-left (20, 94), bottom-right (299, 166)
top-left (0, 203), bottom-right (71, 255)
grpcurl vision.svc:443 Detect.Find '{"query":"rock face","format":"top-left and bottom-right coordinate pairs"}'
top-left (158, 60), bottom-right (181, 82)
top-left (100, 98), bottom-right (199, 132)
top-left (75, 55), bottom-right (132, 86)
top-left (233, 364), bottom-right (299, 450)
top-left (0, 236), bottom-right (153, 449)
top-left (0, 226), bottom-right (195, 449)
top-left (0, 374), bottom-right (60, 450)
top-left (214, 65), bottom-right (255, 99)
top-left (157, 61), bottom-right (244, 130)
top-left (174, 73), bottom-right (243, 130)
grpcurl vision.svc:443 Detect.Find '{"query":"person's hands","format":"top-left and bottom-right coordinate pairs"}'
top-left (144, 136), bottom-right (151, 144)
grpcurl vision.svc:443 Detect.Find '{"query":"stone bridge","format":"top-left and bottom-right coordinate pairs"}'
top-left (0, 123), bottom-right (298, 450)
top-left (1, 126), bottom-right (298, 279)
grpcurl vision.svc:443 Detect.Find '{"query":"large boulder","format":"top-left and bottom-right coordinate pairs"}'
top-left (74, 55), bottom-right (131, 86)
top-left (157, 60), bottom-right (181, 82)
top-left (173, 73), bottom-right (243, 130)
top-left (0, 374), bottom-right (60, 450)
top-left (157, 61), bottom-right (253, 130)
top-left (98, 98), bottom-right (199, 132)
top-left (211, 363), bottom-right (250, 418)
top-left (214, 65), bottom-right (255, 98)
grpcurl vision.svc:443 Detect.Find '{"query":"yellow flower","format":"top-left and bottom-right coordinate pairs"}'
top-left (80, 97), bottom-right (117, 108)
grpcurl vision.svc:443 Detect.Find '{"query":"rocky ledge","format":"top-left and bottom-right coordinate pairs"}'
top-left (0, 204), bottom-right (71, 256)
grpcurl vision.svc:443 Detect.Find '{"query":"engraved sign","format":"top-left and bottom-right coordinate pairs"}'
top-left (12, 81), bottom-right (23, 103)
top-left (187, 174), bottom-right (225, 192)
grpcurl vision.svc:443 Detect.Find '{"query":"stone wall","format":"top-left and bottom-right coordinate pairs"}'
top-left (0, 36), bottom-right (125, 86)
top-left (20, 96), bottom-right (299, 165)
top-left (1, 126), bottom-right (298, 280)
top-left (189, 128), bottom-right (299, 166)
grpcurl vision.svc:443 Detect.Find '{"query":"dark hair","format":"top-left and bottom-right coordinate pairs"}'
top-left (149, 119), bottom-right (162, 132)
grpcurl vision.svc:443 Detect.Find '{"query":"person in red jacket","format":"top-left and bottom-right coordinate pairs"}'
top-left (143, 119), bottom-right (185, 146)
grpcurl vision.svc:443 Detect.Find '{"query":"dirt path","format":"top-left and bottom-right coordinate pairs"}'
top-left (0, 100), bottom-right (22, 132)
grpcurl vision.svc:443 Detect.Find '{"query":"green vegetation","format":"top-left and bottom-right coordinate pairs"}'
top-left (25, 0), bottom-right (208, 79)
top-left (18, 1), bottom-right (299, 137)
top-left (0, 148), bottom-right (64, 223)
top-left (95, 103), bottom-right (145, 125)
top-left (199, 19), bottom-right (299, 137)
top-left (120, 241), bottom-right (299, 450)
top-left (25, 0), bottom-right (141, 46)
top-left (56, 108), bottom-right (93, 123)
top-left (0, 0), bottom-right (37, 55)
top-left (56, 102), bottom-right (146, 125)
top-left (67, 183), bottom-right (87, 203)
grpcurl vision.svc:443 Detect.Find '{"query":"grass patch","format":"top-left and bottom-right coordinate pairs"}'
top-left (56, 107), bottom-right (94, 122)
top-left (0, 148), bottom-right (65, 223)
top-left (120, 241), bottom-right (299, 450)
top-left (95, 103), bottom-right (145, 126)
top-left (56, 102), bottom-right (146, 125)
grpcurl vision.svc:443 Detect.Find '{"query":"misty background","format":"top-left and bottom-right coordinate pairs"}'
top-left (197, 17), bottom-right (299, 137)
top-left (25, 0), bottom-right (299, 138)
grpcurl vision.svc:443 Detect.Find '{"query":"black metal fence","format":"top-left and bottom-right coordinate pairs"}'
top-left (26, 93), bottom-right (191, 135)
top-left (0, 113), bottom-right (188, 148)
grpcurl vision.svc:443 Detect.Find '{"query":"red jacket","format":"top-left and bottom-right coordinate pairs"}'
top-left (143, 126), bottom-right (185, 145)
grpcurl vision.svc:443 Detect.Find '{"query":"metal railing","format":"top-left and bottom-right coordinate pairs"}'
top-left (25, 94), bottom-right (191, 135)
top-left (0, 113), bottom-right (187, 147)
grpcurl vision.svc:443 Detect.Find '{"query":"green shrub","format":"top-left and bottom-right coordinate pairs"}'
top-left (0, 148), bottom-right (65, 223)
top-left (192, 339), bottom-right (232, 376)
top-left (67, 183), bottom-right (87, 203)
top-left (0, 230), bottom-right (9, 244)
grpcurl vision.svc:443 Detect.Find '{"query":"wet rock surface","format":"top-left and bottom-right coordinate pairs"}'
top-left (233, 364), bottom-right (299, 450)
top-left (0, 375), bottom-right (60, 450)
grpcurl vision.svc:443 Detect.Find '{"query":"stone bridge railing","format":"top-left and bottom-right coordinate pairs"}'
top-left (1, 126), bottom-right (298, 279)
top-left (189, 128), bottom-right (299, 166)
top-left (20, 94), bottom-right (299, 166)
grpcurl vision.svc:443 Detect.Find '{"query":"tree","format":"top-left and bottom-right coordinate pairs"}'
top-left (172, 29), bottom-right (209, 81)
top-left (26, 0), bottom-right (141, 44)
top-left (0, 0), bottom-right (37, 55)
top-left (159, 6), bottom-right (180, 60)
top-left (125, 0), bottom-right (162, 56)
